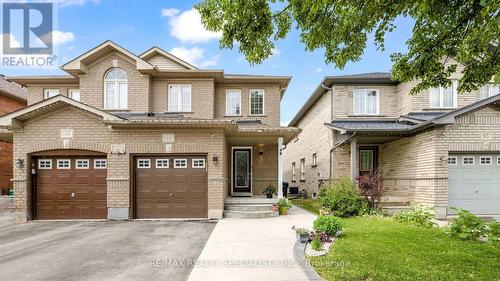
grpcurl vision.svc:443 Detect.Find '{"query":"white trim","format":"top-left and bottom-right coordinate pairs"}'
top-left (249, 89), bottom-right (266, 116)
top-left (75, 159), bottom-right (89, 169)
top-left (139, 46), bottom-right (198, 70)
top-left (192, 158), bottom-right (206, 168)
top-left (428, 82), bottom-right (457, 109)
top-left (43, 89), bottom-right (60, 99)
top-left (156, 159), bottom-right (169, 168)
top-left (300, 158), bottom-right (305, 181)
top-left (225, 89), bottom-right (242, 116)
top-left (230, 146), bottom-right (253, 196)
top-left (174, 158), bottom-right (188, 168)
top-left (352, 89), bottom-right (380, 115)
top-left (94, 159), bottom-right (107, 169)
top-left (57, 159), bottom-right (71, 169)
top-left (103, 68), bottom-right (128, 110)
top-left (447, 156), bottom-right (458, 165)
top-left (38, 159), bottom-right (52, 169)
top-left (68, 89), bottom-right (80, 101)
top-left (137, 158), bottom-right (151, 168)
top-left (479, 156), bottom-right (492, 165)
top-left (168, 84), bottom-right (192, 112)
top-left (462, 156), bottom-right (475, 165)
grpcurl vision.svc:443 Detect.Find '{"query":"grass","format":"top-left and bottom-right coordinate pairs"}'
top-left (309, 216), bottom-right (500, 281)
top-left (290, 198), bottom-right (320, 214)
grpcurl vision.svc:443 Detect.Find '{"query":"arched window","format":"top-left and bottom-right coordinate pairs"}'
top-left (104, 68), bottom-right (128, 109)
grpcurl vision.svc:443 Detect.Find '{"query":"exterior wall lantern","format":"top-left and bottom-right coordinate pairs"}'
top-left (15, 159), bottom-right (24, 169)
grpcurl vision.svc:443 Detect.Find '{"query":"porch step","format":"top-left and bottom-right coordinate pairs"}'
top-left (223, 210), bottom-right (279, 219)
top-left (382, 206), bottom-right (413, 216)
top-left (225, 204), bottom-right (275, 212)
top-left (224, 197), bottom-right (277, 205)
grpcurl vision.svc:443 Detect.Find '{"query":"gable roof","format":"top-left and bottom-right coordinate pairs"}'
top-left (140, 47), bottom-right (198, 70)
top-left (0, 95), bottom-right (124, 128)
top-left (289, 73), bottom-right (396, 127)
top-left (0, 76), bottom-right (27, 101)
top-left (62, 40), bottom-right (155, 76)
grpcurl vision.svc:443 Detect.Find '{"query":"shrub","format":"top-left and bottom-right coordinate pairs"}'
top-left (356, 169), bottom-right (384, 209)
top-left (311, 235), bottom-right (323, 251)
top-left (446, 208), bottom-right (487, 241)
top-left (393, 207), bottom-right (436, 228)
top-left (276, 198), bottom-right (292, 208)
top-left (487, 221), bottom-right (500, 242)
top-left (318, 177), bottom-right (367, 217)
top-left (313, 215), bottom-right (343, 237)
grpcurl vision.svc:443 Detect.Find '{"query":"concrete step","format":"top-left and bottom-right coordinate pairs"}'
top-left (224, 204), bottom-right (274, 212)
top-left (225, 197), bottom-right (277, 205)
top-left (382, 206), bottom-right (413, 215)
top-left (223, 210), bottom-right (279, 219)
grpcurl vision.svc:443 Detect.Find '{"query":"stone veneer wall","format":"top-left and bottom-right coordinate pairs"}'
top-left (12, 107), bottom-right (227, 221)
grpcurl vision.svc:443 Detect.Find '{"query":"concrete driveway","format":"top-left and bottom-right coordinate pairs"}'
top-left (0, 197), bottom-right (216, 281)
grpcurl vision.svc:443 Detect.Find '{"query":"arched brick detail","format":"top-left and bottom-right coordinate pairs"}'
top-left (25, 140), bottom-right (109, 155)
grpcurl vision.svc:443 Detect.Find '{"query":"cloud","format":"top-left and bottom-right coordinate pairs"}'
top-left (170, 46), bottom-right (219, 68)
top-left (0, 34), bottom-right (21, 51)
top-left (281, 120), bottom-right (290, 127)
top-left (272, 47), bottom-right (280, 56)
top-left (59, 0), bottom-right (100, 7)
top-left (52, 31), bottom-right (75, 45)
top-left (163, 8), bottom-right (221, 43)
top-left (315, 67), bottom-right (322, 74)
top-left (161, 8), bottom-right (180, 18)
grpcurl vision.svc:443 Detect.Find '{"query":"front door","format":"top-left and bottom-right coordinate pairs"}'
top-left (232, 148), bottom-right (252, 194)
top-left (359, 147), bottom-right (378, 176)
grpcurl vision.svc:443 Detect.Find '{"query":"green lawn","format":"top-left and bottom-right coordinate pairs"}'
top-left (291, 198), bottom-right (320, 215)
top-left (309, 217), bottom-right (500, 281)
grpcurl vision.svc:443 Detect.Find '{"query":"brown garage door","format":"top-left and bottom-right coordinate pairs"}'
top-left (34, 156), bottom-right (107, 219)
top-left (135, 155), bottom-right (208, 218)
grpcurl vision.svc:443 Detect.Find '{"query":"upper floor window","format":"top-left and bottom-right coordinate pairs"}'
top-left (300, 158), bottom-right (305, 181)
top-left (291, 162), bottom-right (296, 182)
top-left (226, 90), bottom-right (241, 116)
top-left (104, 68), bottom-right (128, 110)
top-left (479, 84), bottom-right (500, 100)
top-left (68, 89), bottom-right (80, 102)
top-left (168, 84), bottom-right (191, 112)
top-left (429, 83), bottom-right (456, 108)
top-left (353, 89), bottom-right (379, 115)
top-left (44, 89), bottom-right (59, 99)
top-left (249, 90), bottom-right (265, 115)
top-left (312, 153), bottom-right (317, 167)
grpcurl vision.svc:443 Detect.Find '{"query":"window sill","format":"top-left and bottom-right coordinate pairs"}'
top-left (249, 114), bottom-right (267, 117)
top-left (423, 107), bottom-right (456, 111)
top-left (166, 111), bottom-right (194, 114)
top-left (348, 114), bottom-right (385, 117)
top-left (224, 115), bottom-right (242, 117)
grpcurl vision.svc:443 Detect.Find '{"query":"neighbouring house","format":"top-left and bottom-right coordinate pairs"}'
top-left (0, 41), bottom-right (299, 221)
top-left (284, 65), bottom-right (500, 219)
top-left (0, 77), bottom-right (27, 195)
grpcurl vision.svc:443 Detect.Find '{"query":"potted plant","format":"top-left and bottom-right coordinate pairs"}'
top-left (262, 185), bottom-right (276, 198)
top-left (277, 198), bottom-right (292, 215)
top-left (292, 226), bottom-right (310, 243)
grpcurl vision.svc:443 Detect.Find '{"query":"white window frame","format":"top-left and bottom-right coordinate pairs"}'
top-left (44, 89), bottom-right (60, 99)
top-left (174, 159), bottom-right (188, 168)
top-left (300, 158), bottom-right (305, 181)
top-left (353, 89), bottom-right (380, 115)
top-left (38, 159), bottom-right (52, 169)
top-left (168, 84), bottom-right (192, 112)
top-left (94, 159), bottom-right (107, 169)
top-left (225, 90), bottom-right (242, 116)
top-left (428, 81), bottom-right (458, 108)
top-left (57, 159), bottom-right (71, 169)
top-left (312, 153), bottom-right (317, 167)
top-left (68, 89), bottom-right (80, 102)
top-left (156, 159), bottom-right (169, 168)
top-left (192, 159), bottom-right (206, 168)
top-left (479, 84), bottom-right (500, 100)
top-left (447, 156), bottom-right (457, 165)
top-left (479, 156), bottom-right (492, 165)
top-left (76, 159), bottom-right (89, 169)
top-left (104, 68), bottom-right (128, 110)
top-left (462, 156), bottom-right (474, 165)
top-left (249, 89), bottom-right (265, 115)
top-left (137, 159), bottom-right (151, 168)
top-left (291, 162), bottom-right (296, 182)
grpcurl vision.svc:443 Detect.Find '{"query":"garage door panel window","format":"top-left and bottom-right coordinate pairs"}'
top-left (38, 159), bottom-right (52, 169)
top-left (76, 159), bottom-right (89, 169)
top-left (192, 159), bottom-right (206, 168)
top-left (480, 156), bottom-right (492, 165)
top-left (137, 159), bottom-right (151, 168)
top-left (447, 156), bottom-right (457, 165)
top-left (174, 159), bottom-right (187, 168)
top-left (57, 159), bottom-right (71, 169)
top-left (463, 156), bottom-right (474, 165)
top-left (156, 159), bottom-right (169, 168)
top-left (94, 159), bottom-right (107, 169)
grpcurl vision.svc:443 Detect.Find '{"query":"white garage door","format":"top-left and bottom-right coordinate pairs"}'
top-left (448, 154), bottom-right (500, 215)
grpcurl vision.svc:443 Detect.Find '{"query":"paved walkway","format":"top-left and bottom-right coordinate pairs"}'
top-left (187, 206), bottom-right (317, 281)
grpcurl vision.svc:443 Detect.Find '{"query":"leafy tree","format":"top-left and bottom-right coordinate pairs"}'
top-left (196, 0), bottom-right (499, 93)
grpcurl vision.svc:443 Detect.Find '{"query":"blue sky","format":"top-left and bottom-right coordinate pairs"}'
top-left (1, 0), bottom-right (414, 124)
